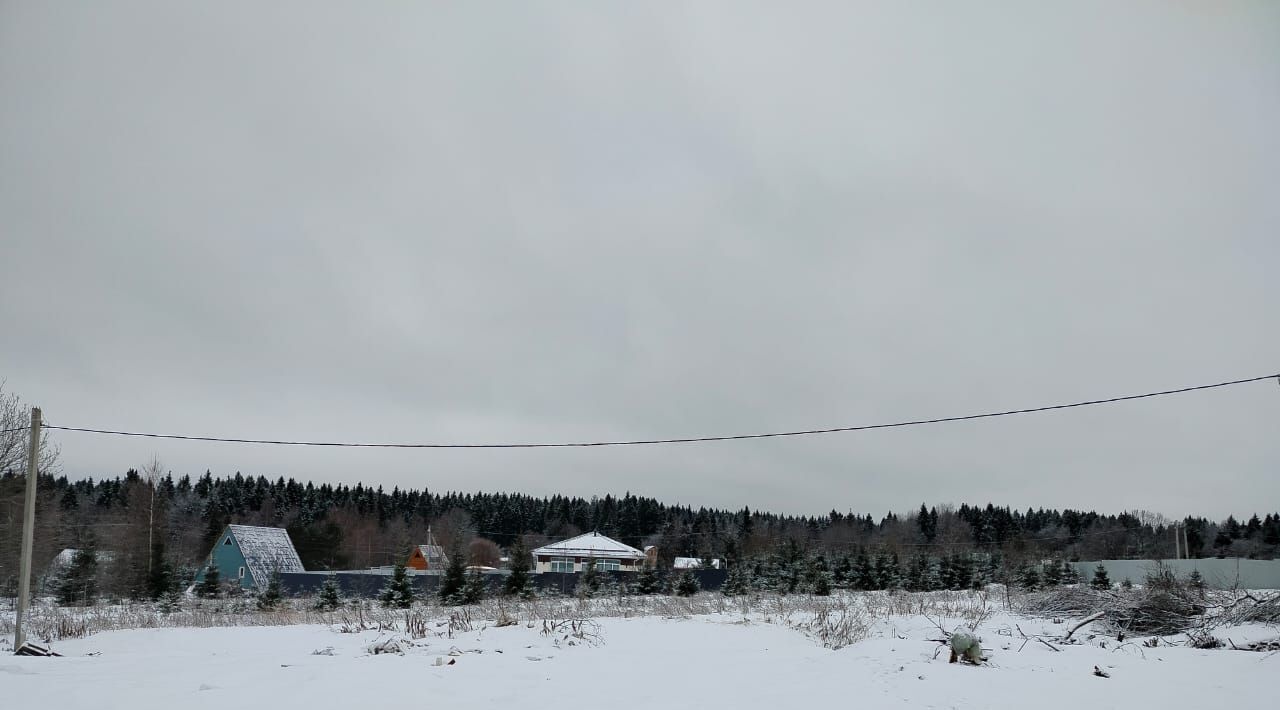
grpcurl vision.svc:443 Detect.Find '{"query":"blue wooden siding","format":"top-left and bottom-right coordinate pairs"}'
top-left (195, 528), bottom-right (256, 590)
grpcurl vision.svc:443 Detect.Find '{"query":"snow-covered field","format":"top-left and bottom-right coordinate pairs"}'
top-left (4, 594), bottom-right (1276, 709)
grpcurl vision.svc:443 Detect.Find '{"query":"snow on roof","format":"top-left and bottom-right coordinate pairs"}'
top-left (533, 532), bottom-right (645, 559)
top-left (674, 557), bottom-right (722, 569)
top-left (227, 524), bottom-right (305, 586)
top-left (417, 544), bottom-right (448, 563)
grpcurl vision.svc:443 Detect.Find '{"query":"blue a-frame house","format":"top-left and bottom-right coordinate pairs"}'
top-left (196, 524), bottom-right (305, 591)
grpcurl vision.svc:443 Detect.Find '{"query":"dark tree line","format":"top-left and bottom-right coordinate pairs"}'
top-left (2, 468), bottom-right (1278, 600)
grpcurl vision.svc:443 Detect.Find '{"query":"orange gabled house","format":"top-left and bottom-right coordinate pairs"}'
top-left (406, 528), bottom-right (449, 571)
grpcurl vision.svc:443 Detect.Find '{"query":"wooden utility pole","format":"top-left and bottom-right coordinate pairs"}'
top-left (14, 406), bottom-right (41, 652)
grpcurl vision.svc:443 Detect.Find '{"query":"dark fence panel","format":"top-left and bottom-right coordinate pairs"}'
top-left (279, 568), bottom-right (727, 598)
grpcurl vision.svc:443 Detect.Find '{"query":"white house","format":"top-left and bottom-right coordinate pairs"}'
top-left (532, 532), bottom-right (646, 573)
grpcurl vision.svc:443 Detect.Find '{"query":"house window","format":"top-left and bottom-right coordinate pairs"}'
top-left (595, 559), bottom-right (620, 572)
top-left (224, 537), bottom-right (233, 546)
top-left (549, 557), bottom-right (574, 573)
top-left (238, 566), bottom-right (246, 579)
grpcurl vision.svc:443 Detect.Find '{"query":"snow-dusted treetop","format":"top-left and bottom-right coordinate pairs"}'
top-left (225, 524), bottom-right (305, 586)
top-left (532, 532), bottom-right (645, 560)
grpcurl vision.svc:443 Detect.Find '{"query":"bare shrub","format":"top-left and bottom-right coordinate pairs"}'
top-left (792, 602), bottom-right (869, 649)
top-left (1020, 577), bottom-right (1206, 636)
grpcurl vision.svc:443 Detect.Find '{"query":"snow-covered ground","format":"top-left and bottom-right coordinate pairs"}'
top-left (3, 597), bottom-right (1275, 709)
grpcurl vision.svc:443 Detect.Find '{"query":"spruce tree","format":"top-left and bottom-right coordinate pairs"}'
top-left (381, 563), bottom-right (415, 608)
top-left (937, 555), bottom-right (954, 590)
top-left (804, 555), bottom-right (833, 596)
top-left (438, 537), bottom-right (468, 605)
top-left (1060, 560), bottom-right (1080, 585)
top-left (674, 569), bottom-right (700, 596)
top-left (921, 556), bottom-right (941, 592)
top-left (462, 567), bottom-right (487, 604)
top-left (875, 552), bottom-right (902, 591)
top-left (832, 555), bottom-right (853, 590)
top-left (852, 550), bottom-right (875, 590)
top-left (1042, 560), bottom-right (1063, 587)
top-left (1188, 569), bottom-right (1205, 597)
top-left (146, 537), bottom-right (173, 601)
top-left (158, 587), bottom-right (184, 614)
top-left (906, 554), bottom-right (927, 592)
top-left (58, 548), bottom-right (99, 606)
top-left (764, 539), bottom-right (804, 594)
top-left (502, 536), bottom-right (532, 598)
top-left (721, 562), bottom-right (751, 597)
top-left (314, 575), bottom-right (342, 611)
top-left (1019, 564), bottom-right (1041, 591)
top-left (577, 558), bottom-right (601, 599)
top-left (950, 554), bottom-right (974, 591)
top-left (1090, 564), bottom-right (1111, 590)
top-left (257, 570), bottom-right (283, 610)
top-left (197, 560), bottom-right (222, 598)
top-left (872, 550), bottom-right (893, 591)
top-left (634, 562), bottom-right (663, 595)
top-left (984, 552), bottom-right (1003, 588)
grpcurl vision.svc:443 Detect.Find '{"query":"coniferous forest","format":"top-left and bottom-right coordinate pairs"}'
top-left (2, 467), bottom-right (1278, 600)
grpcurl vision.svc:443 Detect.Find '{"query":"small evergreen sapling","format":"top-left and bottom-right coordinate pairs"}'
top-left (439, 537), bottom-right (468, 605)
top-left (314, 575), bottom-right (343, 611)
top-left (198, 560), bottom-right (222, 598)
top-left (158, 587), bottom-right (184, 614)
top-left (1188, 569), bottom-right (1205, 597)
top-left (634, 562), bottom-right (663, 595)
top-left (257, 569), bottom-right (283, 610)
top-left (577, 558), bottom-right (601, 599)
top-left (832, 555), bottom-right (853, 590)
top-left (1019, 564), bottom-right (1041, 591)
top-left (462, 567), bottom-right (487, 604)
top-left (769, 539), bottom-right (804, 594)
top-left (851, 550), bottom-right (875, 591)
top-left (674, 569), bottom-right (700, 597)
top-left (381, 563), bottom-right (415, 608)
top-left (1061, 560), bottom-right (1081, 585)
top-left (921, 557), bottom-right (942, 592)
top-left (806, 556), bottom-right (833, 597)
top-left (146, 538), bottom-right (174, 601)
top-left (1042, 560), bottom-right (1063, 587)
top-left (906, 554), bottom-right (927, 592)
top-left (983, 552), bottom-right (1004, 588)
top-left (721, 562), bottom-right (751, 597)
top-left (502, 536), bottom-right (533, 598)
top-left (949, 553), bottom-right (975, 591)
top-left (1090, 564), bottom-right (1111, 590)
top-left (58, 548), bottom-right (99, 606)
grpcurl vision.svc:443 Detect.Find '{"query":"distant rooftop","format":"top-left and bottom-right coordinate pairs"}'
top-left (532, 532), bottom-right (644, 559)
top-left (226, 524), bottom-right (305, 586)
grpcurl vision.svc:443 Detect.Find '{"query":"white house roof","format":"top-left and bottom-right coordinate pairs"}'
top-left (227, 524), bottom-right (305, 586)
top-left (533, 532), bottom-right (645, 560)
top-left (674, 557), bottom-right (722, 570)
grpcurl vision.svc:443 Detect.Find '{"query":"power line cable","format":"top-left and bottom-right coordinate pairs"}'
top-left (38, 372), bottom-right (1278, 449)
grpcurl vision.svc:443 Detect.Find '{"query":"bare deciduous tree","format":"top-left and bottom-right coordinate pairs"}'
top-left (468, 537), bottom-right (502, 567)
top-left (0, 381), bottom-right (60, 475)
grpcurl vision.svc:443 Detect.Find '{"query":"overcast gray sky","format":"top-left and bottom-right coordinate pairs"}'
top-left (2, 2), bottom-right (1277, 519)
